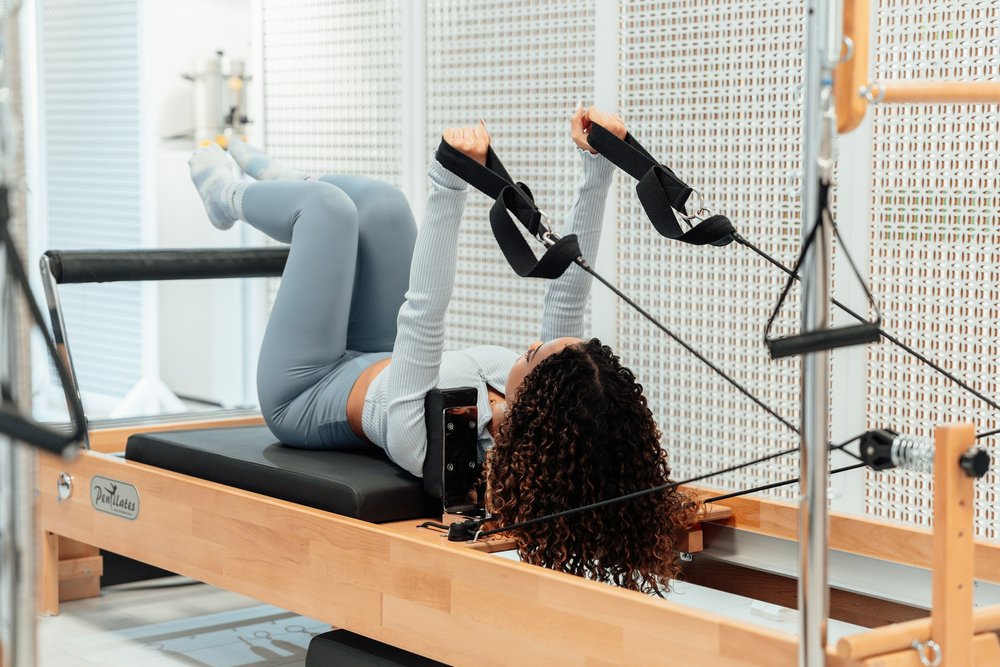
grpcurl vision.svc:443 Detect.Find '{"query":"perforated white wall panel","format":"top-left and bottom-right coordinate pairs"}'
top-left (425, 0), bottom-right (596, 352)
top-left (616, 1), bottom-right (807, 494)
top-left (39, 0), bottom-right (143, 401)
top-left (260, 0), bottom-right (402, 183)
top-left (865, 0), bottom-right (1000, 540)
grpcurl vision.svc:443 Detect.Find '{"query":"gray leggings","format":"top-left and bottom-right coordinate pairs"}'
top-left (243, 176), bottom-right (417, 448)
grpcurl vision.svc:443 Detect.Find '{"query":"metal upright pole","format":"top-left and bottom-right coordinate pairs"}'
top-left (799, 0), bottom-right (842, 664)
top-left (0, 3), bottom-right (38, 666)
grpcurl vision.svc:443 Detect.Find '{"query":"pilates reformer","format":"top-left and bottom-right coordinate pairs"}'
top-left (22, 242), bottom-right (1000, 664)
top-left (21, 1), bottom-right (1000, 666)
top-left (29, 211), bottom-right (1000, 664)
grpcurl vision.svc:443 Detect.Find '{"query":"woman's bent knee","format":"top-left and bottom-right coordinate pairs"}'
top-left (297, 182), bottom-right (359, 231)
top-left (358, 182), bottom-right (413, 225)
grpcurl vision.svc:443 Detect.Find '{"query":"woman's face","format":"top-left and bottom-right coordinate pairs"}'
top-left (504, 336), bottom-right (582, 400)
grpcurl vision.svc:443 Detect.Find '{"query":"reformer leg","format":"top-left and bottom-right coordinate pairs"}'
top-left (36, 530), bottom-right (59, 615)
top-left (227, 140), bottom-right (417, 352)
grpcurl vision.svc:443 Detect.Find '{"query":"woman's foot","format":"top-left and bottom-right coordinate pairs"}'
top-left (228, 136), bottom-right (308, 181)
top-left (189, 143), bottom-right (246, 230)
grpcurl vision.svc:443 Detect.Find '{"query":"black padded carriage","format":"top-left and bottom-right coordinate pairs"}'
top-left (125, 425), bottom-right (438, 523)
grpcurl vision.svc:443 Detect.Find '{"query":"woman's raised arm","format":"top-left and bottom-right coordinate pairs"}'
top-left (382, 123), bottom-right (490, 476)
top-left (539, 106), bottom-right (621, 341)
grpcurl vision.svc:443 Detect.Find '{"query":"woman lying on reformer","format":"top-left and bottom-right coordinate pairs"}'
top-left (189, 106), bottom-right (694, 594)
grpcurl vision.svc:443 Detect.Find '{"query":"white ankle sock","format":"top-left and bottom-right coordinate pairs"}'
top-left (189, 144), bottom-right (247, 230)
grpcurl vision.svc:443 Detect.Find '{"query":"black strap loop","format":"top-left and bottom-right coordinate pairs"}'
top-left (763, 181), bottom-right (882, 358)
top-left (435, 137), bottom-right (580, 280)
top-left (435, 140), bottom-right (513, 200)
top-left (488, 186), bottom-right (581, 279)
top-left (587, 123), bottom-right (735, 247)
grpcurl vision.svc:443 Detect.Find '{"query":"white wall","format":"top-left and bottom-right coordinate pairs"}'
top-left (147, 0), bottom-right (255, 408)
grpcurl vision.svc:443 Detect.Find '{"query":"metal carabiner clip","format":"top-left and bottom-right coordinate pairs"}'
top-left (535, 209), bottom-right (560, 248)
top-left (679, 189), bottom-right (711, 226)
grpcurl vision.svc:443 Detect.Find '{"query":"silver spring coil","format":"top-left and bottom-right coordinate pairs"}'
top-left (890, 434), bottom-right (935, 474)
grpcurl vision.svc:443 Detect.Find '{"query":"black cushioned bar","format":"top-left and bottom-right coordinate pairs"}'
top-left (125, 426), bottom-right (437, 523)
top-left (306, 630), bottom-right (448, 667)
top-left (44, 248), bottom-right (289, 284)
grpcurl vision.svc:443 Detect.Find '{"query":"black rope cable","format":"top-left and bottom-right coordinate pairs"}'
top-left (417, 521), bottom-right (450, 533)
top-left (435, 139), bottom-right (800, 436)
top-left (435, 130), bottom-right (996, 539)
top-left (575, 257), bottom-right (799, 434)
top-left (734, 232), bottom-right (1000, 419)
top-left (580, 122), bottom-right (999, 426)
top-left (704, 463), bottom-right (867, 503)
top-left (476, 433), bottom-right (867, 540)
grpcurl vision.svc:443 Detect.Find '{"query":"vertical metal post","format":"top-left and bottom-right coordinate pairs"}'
top-left (1, 3), bottom-right (38, 666)
top-left (0, 441), bottom-right (37, 667)
top-left (799, 0), bottom-right (841, 664)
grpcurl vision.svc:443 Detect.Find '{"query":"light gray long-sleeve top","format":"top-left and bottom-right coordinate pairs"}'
top-left (361, 150), bottom-right (616, 476)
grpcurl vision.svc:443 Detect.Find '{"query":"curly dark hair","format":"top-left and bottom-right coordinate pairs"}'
top-left (486, 338), bottom-right (696, 594)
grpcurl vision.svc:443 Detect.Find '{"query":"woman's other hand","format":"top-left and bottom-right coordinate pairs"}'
top-left (571, 105), bottom-right (627, 153)
top-left (443, 120), bottom-right (490, 166)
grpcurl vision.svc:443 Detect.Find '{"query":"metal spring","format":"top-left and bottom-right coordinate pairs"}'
top-left (890, 434), bottom-right (935, 474)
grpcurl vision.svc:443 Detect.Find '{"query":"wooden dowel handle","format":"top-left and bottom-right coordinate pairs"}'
top-left (866, 81), bottom-right (1000, 105)
top-left (860, 633), bottom-right (1000, 667)
top-left (838, 604), bottom-right (1000, 660)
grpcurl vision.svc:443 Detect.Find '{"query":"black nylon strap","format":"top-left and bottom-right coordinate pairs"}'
top-left (435, 140), bottom-right (514, 200)
top-left (435, 138), bottom-right (580, 280)
top-left (587, 123), bottom-right (735, 247)
top-left (434, 136), bottom-right (798, 433)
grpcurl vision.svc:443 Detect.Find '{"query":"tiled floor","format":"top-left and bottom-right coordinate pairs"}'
top-left (38, 577), bottom-right (330, 666)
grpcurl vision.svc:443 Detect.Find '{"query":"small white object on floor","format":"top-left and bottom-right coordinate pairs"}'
top-left (749, 599), bottom-right (799, 622)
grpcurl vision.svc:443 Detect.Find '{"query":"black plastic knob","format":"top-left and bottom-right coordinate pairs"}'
top-left (959, 447), bottom-right (991, 479)
top-left (860, 429), bottom-right (898, 471)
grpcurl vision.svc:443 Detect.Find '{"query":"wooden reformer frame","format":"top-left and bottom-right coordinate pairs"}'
top-left (36, 420), bottom-right (1000, 666)
top-left (834, 0), bottom-right (1000, 133)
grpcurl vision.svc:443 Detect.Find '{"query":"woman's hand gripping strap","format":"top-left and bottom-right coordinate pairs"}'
top-left (586, 123), bottom-right (736, 247)
top-left (435, 137), bottom-right (582, 280)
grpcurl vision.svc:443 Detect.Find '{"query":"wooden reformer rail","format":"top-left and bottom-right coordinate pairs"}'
top-left (35, 420), bottom-right (1000, 666)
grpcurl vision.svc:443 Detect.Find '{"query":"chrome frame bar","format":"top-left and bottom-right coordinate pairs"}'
top-left (0, 439), bottom-right (37, 667)
top-left (1, 3), bottom-right (40, 663)
top-left (39, 255), bottom-right (89, 449)
top-left (799, 0), bottom-right (842, 664)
